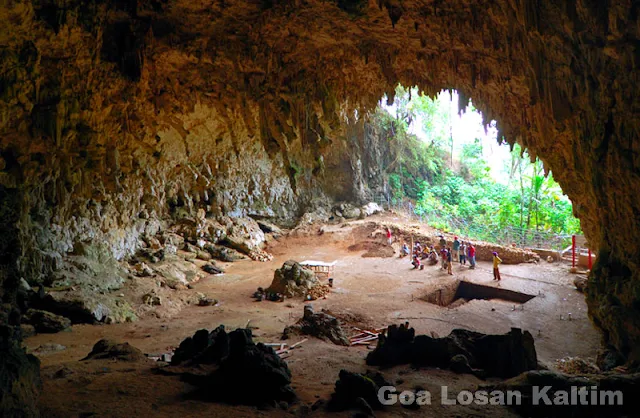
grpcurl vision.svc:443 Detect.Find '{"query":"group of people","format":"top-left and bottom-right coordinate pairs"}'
top-left (401, 235), bottom-right (481, 275)
top-left (397, 231), bottom-right (504, 280)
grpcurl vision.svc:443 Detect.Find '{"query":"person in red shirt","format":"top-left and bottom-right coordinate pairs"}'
top-left (468, 243), bottom-right (476, 269)
top-left (386, 228), bottom-right (392, 245)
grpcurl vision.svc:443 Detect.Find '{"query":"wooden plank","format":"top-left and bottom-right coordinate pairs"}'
top-left (350, 335), bottom-right (378, 345)
top-left (289, 339), bottom-right (308, 349)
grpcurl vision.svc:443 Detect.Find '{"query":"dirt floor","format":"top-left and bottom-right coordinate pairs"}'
top-left (27, 213), bottom-right (601, 417)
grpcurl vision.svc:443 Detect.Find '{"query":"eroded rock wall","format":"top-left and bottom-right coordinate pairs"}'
top-left (0, 0), bottom-right (639, 387)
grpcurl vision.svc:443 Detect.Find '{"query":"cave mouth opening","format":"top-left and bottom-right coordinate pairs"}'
top-left (421, 280), bottom-right (536, 308)
top-left (378, 85), bottom-right (582, 250)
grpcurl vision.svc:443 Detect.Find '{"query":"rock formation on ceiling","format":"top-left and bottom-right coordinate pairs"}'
top-left (1, 0), bottom-right (640, 413)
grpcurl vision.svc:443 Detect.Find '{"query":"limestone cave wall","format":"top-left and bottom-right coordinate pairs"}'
top-left (2, 0), bottom-right (640, 412)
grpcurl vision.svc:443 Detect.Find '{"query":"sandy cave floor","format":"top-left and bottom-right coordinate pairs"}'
top-left (26, 214), bottom-right (600, 417)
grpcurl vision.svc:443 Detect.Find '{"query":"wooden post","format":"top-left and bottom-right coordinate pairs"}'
top-left (572, 235), bottom-right (576, 268)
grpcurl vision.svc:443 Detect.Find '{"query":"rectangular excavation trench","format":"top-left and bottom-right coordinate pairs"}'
top-left (421, 280), bottom-right (536, 308)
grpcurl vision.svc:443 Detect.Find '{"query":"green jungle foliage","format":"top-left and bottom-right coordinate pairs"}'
top-left (375, 86), bottom-right (582, 246)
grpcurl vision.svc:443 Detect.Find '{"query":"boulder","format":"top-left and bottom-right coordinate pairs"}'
top-left (336, 203), bottom-right (361, 219)
top-left (574, 276), bottom-right (588, 292)
top-left (222, 217), bottom-right (265, 254)
top-left (256, 219), bottom-right (284, 236)
top-left (154, 262), bottom-right (198, 289)
top-left (82, 339), bottom-right (145, 362)
top-left (327, 370), bottom-right (385, 412)
top-left (196, 250), bottom-right (212, 261)
top-left (204, 243), bottom-right (245, 262)
top-left (142, 292), bottom-right (162, 306)
top-left (282, 305), bottom-right (350, 346)
top-left (171, 325), bottom-right (229, 365)
top-left (202, 263), bottom-right (224, 275)
top-left (361, 202), bottom-right (383, 216)
top-left (184, 328), bottom-right (296, 406)
top-left (23, 309), bottom-right (71, 333)
top-left (266, 260), bottom-right (320, 298)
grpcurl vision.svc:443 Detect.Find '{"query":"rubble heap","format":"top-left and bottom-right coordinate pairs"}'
top-left (366, 323), bottom-right (537, 378)
top-left (282, 305), bottom-right (350, 346)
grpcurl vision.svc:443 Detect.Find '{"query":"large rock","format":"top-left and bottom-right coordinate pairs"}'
top-left (361, 202), bottom-right (383, 216)
top-left (185, 329), bottom-right (296, 406)
top-left (221, 217), bottom-right (265, 254)
top-left (266, 260), bottom-right (320, 298)
top-left (366, 324), bottom-right (537, 378)
top-left (171, 325), bottom-right (229, 366)
top-left (327, 370), bottom-right (388, 412)
top-left (23, 309), bottom-right (71, 334)
top-left (82, 339), bottom-right (145, 362)
top-left (204, 243), bottom-right (245, 262)
top-left (283, 305), bottom-right (350, 346)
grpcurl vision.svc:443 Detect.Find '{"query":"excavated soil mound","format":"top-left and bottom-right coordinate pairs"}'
top-left (347, 241), bottom-right (395, 258)
top-left (355, 221), bottom-right (538, 264)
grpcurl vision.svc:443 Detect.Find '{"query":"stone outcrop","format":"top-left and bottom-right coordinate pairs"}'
top-left (366, 323), bottom-right (538, 378)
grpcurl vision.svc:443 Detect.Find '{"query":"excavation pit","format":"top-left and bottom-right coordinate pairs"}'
top-left (421, 280), bottom-right (536, 308)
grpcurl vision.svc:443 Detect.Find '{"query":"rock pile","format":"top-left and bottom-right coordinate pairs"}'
top-left (305, 283), bottom-right (331, 300)
top-left (180, 328), bottom-right (297, 407)
top-left (366, 323), bottom-right (538, 378)
top-left (266, 260), bottom-right (321, 298)
top-left (248, 249), bottom-right (274, 262)
top-left (282, 305), bottom-right (350, 346)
